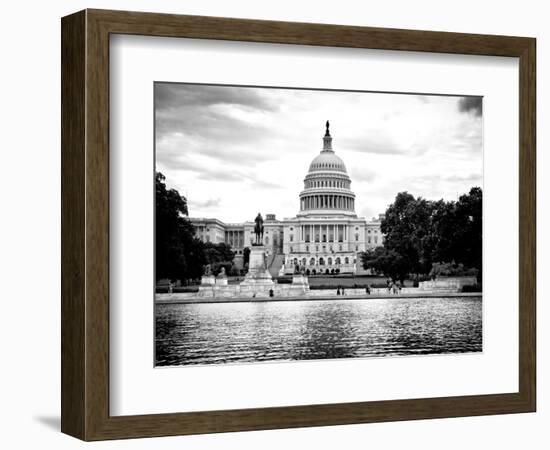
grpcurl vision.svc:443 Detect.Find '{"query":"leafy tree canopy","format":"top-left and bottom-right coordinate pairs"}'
top-left (364, 187), bottom-right (482, 282)
top-left (156, 172), bottom-right (205, 282)
top-left (361, 247), bottom-right (409, 283)
top-left (203, 242), bottom-right (235, 265)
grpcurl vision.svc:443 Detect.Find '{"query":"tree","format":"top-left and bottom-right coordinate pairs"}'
top-left (381, 192), bottom-right (434, 275)
top-left (372, 187), bottom-right (483, 282)
top-left (429, 199), bottom-right (461, 264)
top-left (429, 261), bottom-right (478, 278)
top-left (155, 172), bottom-right (205, 282)
top-left (361, 247), bottom-right (409, 283)
top-left (202, 242), bottom-right (236, 275)
top-left (454, 187), bottom-right (482, 279)
top-left (203, 242), bottom-right (235, 264)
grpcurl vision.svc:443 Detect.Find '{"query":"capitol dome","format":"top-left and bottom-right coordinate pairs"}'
top-left (308, 151), bottom-right (347, 173)
top-left (298, 122), bottom-right (356, 217)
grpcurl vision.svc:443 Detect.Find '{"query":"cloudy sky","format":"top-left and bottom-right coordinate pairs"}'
top-left (155, 83), bottom-right (482, 223)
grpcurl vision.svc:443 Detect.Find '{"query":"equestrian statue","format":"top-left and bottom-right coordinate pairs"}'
top-left (253, 213), bottom-right (264, 246)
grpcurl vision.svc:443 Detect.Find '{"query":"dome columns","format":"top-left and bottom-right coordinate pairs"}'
top-left (299, 193), bottom-right (355, 212)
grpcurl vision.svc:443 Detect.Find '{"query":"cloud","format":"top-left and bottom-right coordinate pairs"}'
top-left (155, 107), bottom-right (272, 154)
top-left (250, 178), bottom-right (284, 190)
top-left (155, 83), bottom-right (279, 112)
top-left (191, 198), bottom-right (221, 209)
top-left (443, 173), bottom-right (482, 183)
top-left (157, 152), bottom-right (243, 182)
top-left (457, 97), bottom-right (482, 116)
top-left (350, 168), bottom-right (377, 183)
top-left (405, 173), bottom-right (482, 185)
top-left (155, 83), bottom-right (285, 167)
top-left (155, 122), bottom-right (282, 169)
top-left (158, 151), bottom-right (285, 192)
top-left (448, 119), bottom-right (483, 155)
top-left (340, 131), bottom-right (407, 155)
top-left (358, 206), bottom-right (375, 220)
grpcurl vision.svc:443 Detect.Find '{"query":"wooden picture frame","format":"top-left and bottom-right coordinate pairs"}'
top-left (61, 9), bottom-right (536, 441)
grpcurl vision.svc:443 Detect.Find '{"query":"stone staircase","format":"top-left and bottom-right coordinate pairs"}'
top-left (267, 253), bottom-right (285, 278)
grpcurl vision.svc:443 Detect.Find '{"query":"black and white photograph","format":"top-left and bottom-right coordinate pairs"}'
top-left (154, 83), bottom-right (483, 367)
top-left (2, 0), bottom-right (542, 446)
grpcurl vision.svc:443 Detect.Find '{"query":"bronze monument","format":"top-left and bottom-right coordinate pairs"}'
top-left (253, 213), bottom-right (264, 246)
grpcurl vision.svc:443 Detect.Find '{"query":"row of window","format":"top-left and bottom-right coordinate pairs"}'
top-left (290, 233), bottom-right (361, 242)
top-left (199, 228), bottom-right (379, 246)
top-left (305, 179), bottom-right (349, 189)
top-left (290, 245), bottom-right (360, 253)
top-left (292, 256), bottom-right (357, 266)
top-left (310, 162), bottom-right (344, 171)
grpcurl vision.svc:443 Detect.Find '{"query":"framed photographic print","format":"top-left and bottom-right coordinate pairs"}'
top-left (61, 9), bottom-right (536, 440)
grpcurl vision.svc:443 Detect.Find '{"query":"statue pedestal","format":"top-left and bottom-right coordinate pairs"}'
top-left (292, 274), bottom-right (309, 286)
top-left (200, 275), bottom-right (215, 285)
top-left (198, 275), bottom-right (216, 297)
top-left (216, 275), bottom-right (228, 286)
top-left (240, 246), bottom-right (274, 289)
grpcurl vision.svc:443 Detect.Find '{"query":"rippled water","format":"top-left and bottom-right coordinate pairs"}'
top-left (155, 297), bottom-right (482, 366)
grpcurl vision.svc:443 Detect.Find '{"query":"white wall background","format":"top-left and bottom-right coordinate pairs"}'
top-left (0, 1), bottom-right (546, 448)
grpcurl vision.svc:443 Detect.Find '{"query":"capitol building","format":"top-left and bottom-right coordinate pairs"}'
top-left (190, 123), bottom-right (385, 275)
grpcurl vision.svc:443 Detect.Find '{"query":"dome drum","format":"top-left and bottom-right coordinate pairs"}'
top-left (299, 193), bottom-right (356, 213)
top-left (303, 175), bottom-right (351, 190)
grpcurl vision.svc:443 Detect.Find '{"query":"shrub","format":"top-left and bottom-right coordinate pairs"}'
top-left (276, 277), bottom-right (292, 284)
top-left (211, 261), bottom-right (232, 276)
top-left (430, 261), bottom-right (479, 278)
top-left (462, 284), bottom-right (482, 293)
top-left (155, 286), bottom-right (199, 293)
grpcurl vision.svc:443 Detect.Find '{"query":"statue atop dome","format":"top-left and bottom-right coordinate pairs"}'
top-left (323, 120), bottom-right (333, 151)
